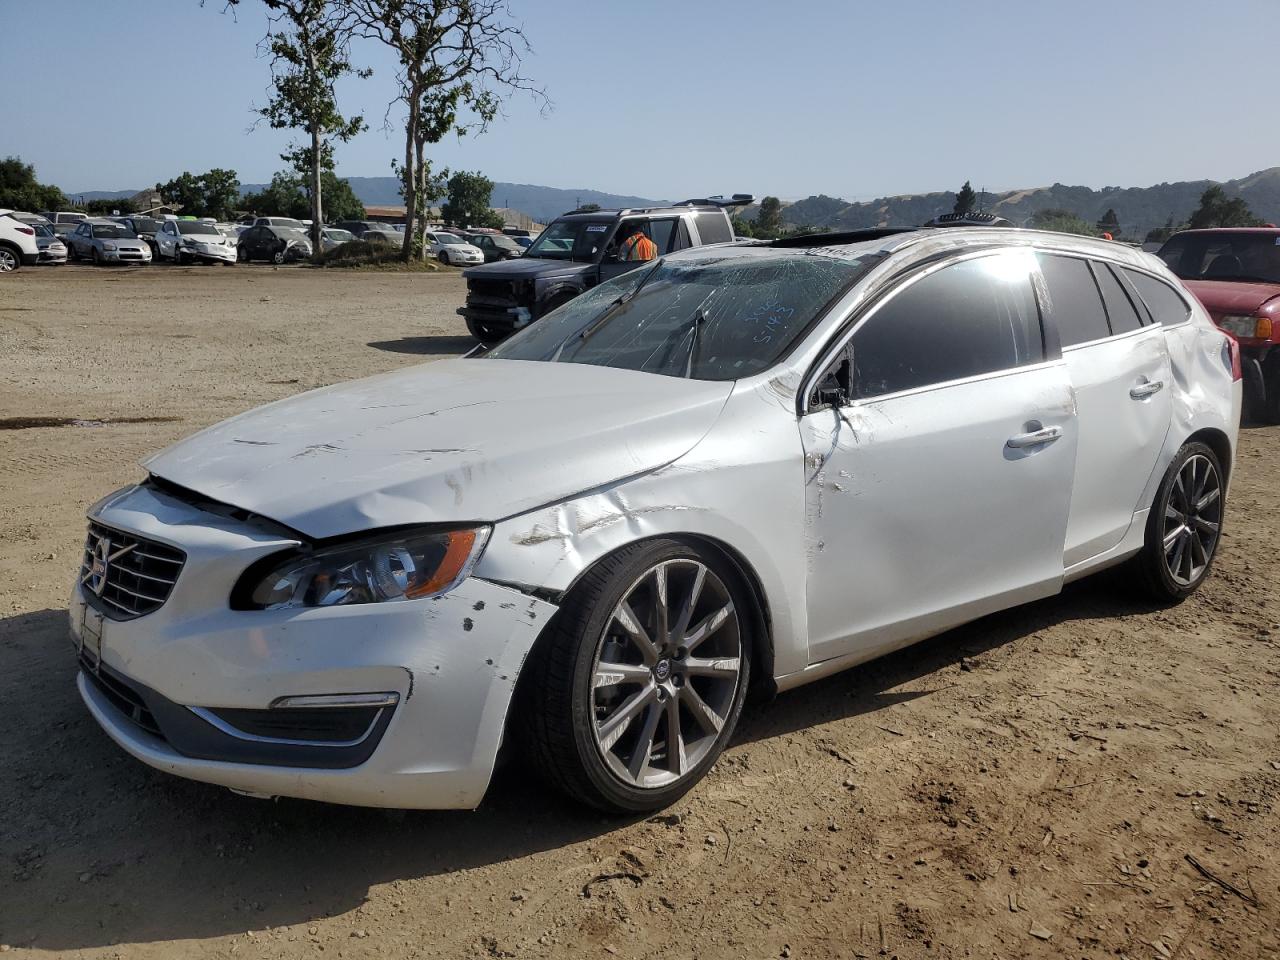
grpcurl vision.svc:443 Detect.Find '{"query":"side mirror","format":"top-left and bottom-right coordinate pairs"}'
top-left (813, 345), bottom-right (854, 409)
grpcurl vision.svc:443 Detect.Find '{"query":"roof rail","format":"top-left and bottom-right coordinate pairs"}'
top-left (924, 212), bottom-right (1013, 228)
top-left (675, 194), bottom-right (754, 209)
top-left (769, 228), bottom-right (917, 248)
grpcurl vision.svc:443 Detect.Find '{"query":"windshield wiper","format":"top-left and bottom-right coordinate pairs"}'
top-left (549, 260), bottom-right (663, 361)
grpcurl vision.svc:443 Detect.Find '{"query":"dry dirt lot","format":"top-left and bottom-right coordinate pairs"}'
top-left (1, 264), bottom-right (1279, 959)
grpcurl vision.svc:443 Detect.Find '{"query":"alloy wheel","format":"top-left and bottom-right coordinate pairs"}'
top-left (590, 559), bottom-right (743, 789)
top-left (0, 249), bottom-right (16, 272)
top-left (1162, 453), bottom-right (1222, 586)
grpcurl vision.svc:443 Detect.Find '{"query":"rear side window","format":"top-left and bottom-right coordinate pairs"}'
top-left (852, 253), bottom-right (1044, 400)
top-left (1122, 269), bottom-right (1192, 326)
top-left (648, 218), bottom-right (677, 253)
top-left (1092, 261), bottom-right (1144, 334)
top-left (1038, 254), bottom-right (1110, 346)
top-left (695, 212), bottom-right (733, 245)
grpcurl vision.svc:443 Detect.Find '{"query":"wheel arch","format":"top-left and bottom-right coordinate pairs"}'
top-left (551, 533), bottom-right (776, 695)
top-left (1184, 426), bottom-right (1234, 485)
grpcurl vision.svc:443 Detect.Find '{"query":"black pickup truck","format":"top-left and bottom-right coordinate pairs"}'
top-left (457, 195), bottom-right (752, 343)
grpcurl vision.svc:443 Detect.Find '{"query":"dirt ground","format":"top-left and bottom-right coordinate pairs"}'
top-left (1, 263), bottom-right (1278, 959)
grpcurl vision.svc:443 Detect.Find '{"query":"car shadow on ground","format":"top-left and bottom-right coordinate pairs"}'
top-left (0, 573), bottom-right (1156, 950)
top-left (367, 335), bottom-right (476, 356)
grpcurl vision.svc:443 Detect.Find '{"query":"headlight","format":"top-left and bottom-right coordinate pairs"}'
top-left (235, 528), bottom-right (489, 610)
top-left (102, 242), bottom-right (117, 251)
top-left (1219, 314), bottom-right (1271, 339)
top-left (182, 238), bottom-right (197, 247)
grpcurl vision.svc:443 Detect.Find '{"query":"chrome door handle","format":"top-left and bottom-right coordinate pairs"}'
top-left (1130, 379), bottom-right (1164, 399)
top-left (1007, 426), bottom-right (1063, 449)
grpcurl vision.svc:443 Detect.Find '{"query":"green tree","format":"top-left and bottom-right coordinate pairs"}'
top-left (1187, 185), bottom-right (1263, 229)
top-left (351, 0), bottom-right (546, 261)
top-left (440, 170), bottom-right (503, 228)
top-left (1030, 207), bottom-right (1096, 236)
top-left (158, 169), bottom-right (241, 219)
top-left (730, 214), bottom-right (754, 238)
top-left (1097, 207), bottom-right (1120, 236)
top-left (1145, 217), bottom-right (1179, 244)
top-left (256, 0), bottom-right (368, 253)
top-left (953, 180), bottom-right (977, 216)
top-left (0, 156), bottom-right (67, 211)
top-left (81, 197), bottom-right (139, 216)
top-left (320, 171), bottom-right (366, 221)
top-left (243, 170), bottom-right (367, 221)
top-left (754, 196), bottom-right (784, 238)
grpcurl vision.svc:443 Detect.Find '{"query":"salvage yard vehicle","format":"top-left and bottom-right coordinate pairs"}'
top-left (71, 227), bottom-right (1239, 814)
top-left (0, 210), bottom-right (41, 271)
top-left (236, 223), bottom-right (313, 263)
top-left (154, 219), bottom-right (236, 265)
top-left (32, 223), bottom-right (68, 264)
top-left (321, 226), bottom-right (356, 252)
top-left (427, 230), bottom-right (484, 266)
top-left (114, 216), bottom-right (163, 256)
top-left (66, 219), bottom-right (153, 265)
top-left (1157, 227), bottom-right (1280, 422)
top-left (466, 230), bottom-right (524, 262)
top-left (457, 195), bottom-right (752, 343)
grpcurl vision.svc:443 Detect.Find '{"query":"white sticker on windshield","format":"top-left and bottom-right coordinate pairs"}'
top-left (586, 225), bottom-right (608, 232)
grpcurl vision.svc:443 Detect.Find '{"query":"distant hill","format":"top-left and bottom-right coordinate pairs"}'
top-left (66, 179), bottom-right (664, 223)
top-left (767, 168), bottom-right (1280, 237)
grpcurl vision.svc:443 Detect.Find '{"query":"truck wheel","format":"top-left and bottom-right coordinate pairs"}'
top-left (465, 315), bottom-right (507, 344)
top-left (1256, 365), bottom-right (1280, 425)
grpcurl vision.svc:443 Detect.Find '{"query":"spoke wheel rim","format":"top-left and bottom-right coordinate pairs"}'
top-left (0, 250), bottom-right (15, 271)
top-left (590, 558), bottom-right (742, 790)
top-left (1162, 453), bottom-right (1222, 587)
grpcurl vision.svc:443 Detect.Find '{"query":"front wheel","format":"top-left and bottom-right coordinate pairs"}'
top-left (464, 314), bottom-right (508, 345)
top-left (520, 539), bottom-right (752, 813)
top-left (437, 250), bottom-right (451, 265)
top-left (272, 248), bottom-right (286, 264)
top-left (1134, 442), bottom-right (1225, 601)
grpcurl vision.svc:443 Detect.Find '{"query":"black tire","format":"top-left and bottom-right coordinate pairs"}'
top-left (1256, 365), bottom-right (1280, 425)
top-left (173, 247), bottom-right (185, 266)
top-left (272, 247), bottom-right (286, 264)
top-left (519, 538), bottom-right (753, 813)
top-left (237, 245), bottom-right (248, 263)
top-left (1133, 441), bottom-right (1225, 602)
top-left (438, 250), bottom-right (451, 265)
top-left (464, 314), bottom-right (508, 345)
top-left (91, 247), bottom-right (101, 266)
top-left (0, 245), bottom-right (19, 273)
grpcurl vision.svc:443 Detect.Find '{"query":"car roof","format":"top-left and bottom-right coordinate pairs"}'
top-left (555, 203), bottom-right (733, 222)
top-left (666, 226), bottom-right (1160, 272)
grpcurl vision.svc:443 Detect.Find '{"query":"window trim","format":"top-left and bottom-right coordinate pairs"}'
top-left (799, 247), bottom-right (1052, 416)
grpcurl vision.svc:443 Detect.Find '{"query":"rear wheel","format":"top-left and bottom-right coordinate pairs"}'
top-left (0, 246), bottom-right (18, 272)
top-left (521, 539), bottom-right (752, 813)
top-left (1134, 442), bottom-right (1225, 601)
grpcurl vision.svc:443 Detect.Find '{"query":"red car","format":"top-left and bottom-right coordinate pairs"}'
top-left (1157, 227), bottom-right (1280, 421)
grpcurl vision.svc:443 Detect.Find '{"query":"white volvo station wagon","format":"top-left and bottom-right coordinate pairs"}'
top-left (71, 227), bottom-right (1241, 813)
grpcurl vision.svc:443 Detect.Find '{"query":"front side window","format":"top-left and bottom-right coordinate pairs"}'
top-left (1038, 254), bottom-right (1110, 346)
top-left (852, 253), bottom-right (1044, 400)
top-left (488, 251), bottom-right (878, 380)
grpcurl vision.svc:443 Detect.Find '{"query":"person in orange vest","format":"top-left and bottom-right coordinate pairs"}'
top-left (618, 223), bottom-right (657, 261)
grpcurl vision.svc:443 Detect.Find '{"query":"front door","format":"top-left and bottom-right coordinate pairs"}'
top-left (799, 251), bottom-right (1078, 665)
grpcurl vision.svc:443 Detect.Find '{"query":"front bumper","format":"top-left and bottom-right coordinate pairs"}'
top-left (101, 248), bottom-right (152, 263)
top-left (21, 252), bottom-right (38, 266)
top-left (70, 482), bottom-right (557, 809)
top-left (38, 247), bottom-right (68, 264)
top-left (184, 244), bottom-right (237, 264)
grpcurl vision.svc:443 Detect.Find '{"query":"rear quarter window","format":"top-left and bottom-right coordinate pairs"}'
top-left (694, 212), bottom-right (733, 245)
top-left (1092, 261), bottom-right (1145, 334)
top-left (1122, 269), bottom-right (1192, 326)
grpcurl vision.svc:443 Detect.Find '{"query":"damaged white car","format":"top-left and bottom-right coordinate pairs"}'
top-left (71, 228), bottom-right (1241, 813)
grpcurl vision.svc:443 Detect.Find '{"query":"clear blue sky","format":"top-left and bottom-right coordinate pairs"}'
top-left (5, 0), bottom-right (1278, 201)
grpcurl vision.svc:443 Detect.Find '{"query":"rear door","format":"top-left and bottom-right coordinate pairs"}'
top-left (1038, 253), bottom-right (1173, 567)
top-left (799, 250), bottom-right (1078, 664)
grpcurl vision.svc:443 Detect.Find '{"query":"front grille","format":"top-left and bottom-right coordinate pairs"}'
top-left (467, 278), bottom-right (521, 303)
top-left (80, 521), bottom-right (185, 620)
top-left (81, 655), bottom-right (163, 737)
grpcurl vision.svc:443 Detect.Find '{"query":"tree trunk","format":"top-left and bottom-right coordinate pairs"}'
top-left (400, 94), bottom-right (419, 263)
top-left (306, 40), bottom-right (323, 259)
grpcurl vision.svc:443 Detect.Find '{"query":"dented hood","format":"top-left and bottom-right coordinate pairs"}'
top-left (143, 359), bottom-right (732, 539)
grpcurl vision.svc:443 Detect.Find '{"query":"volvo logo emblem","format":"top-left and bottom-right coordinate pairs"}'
top-left (87, 537), bottom-right (112, 596)
top-left (83, 536), bottom-right (136, 597)
top-left (653, 659), bottom-right (672, 682)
